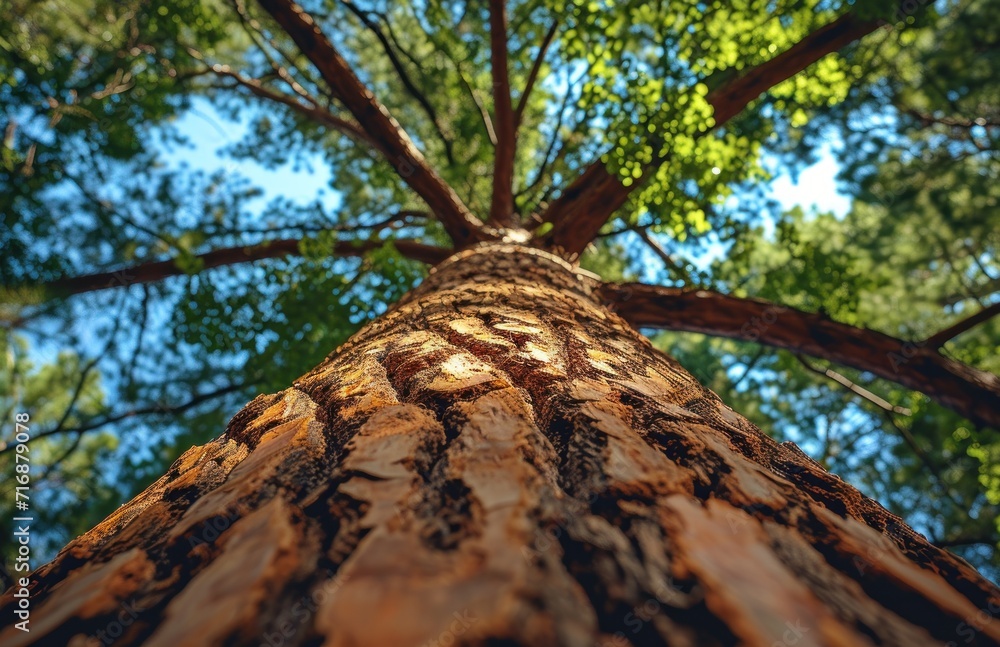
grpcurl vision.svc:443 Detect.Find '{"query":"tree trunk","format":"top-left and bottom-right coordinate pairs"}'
top-left (3, 244), bottom-right (999, 647)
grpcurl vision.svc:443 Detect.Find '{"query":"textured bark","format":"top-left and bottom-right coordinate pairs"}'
top-left (601, 283), bottom-right (1000, 430)
top-left (3, 245), bottom-right (998, 647)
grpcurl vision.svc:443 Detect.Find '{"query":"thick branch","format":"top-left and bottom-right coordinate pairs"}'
top-left (339, 0), bottom-right (456, 165)
top-left (488, 0), bottom-right (518, 229)
top-left (256, 0), bottom-right (486, 245)
top-left (537, 12), bottom-right (882, 257)
top-left (39, 238), bottom-right (450, 297)
top-left (706, 12), bottom-right (879, 124)
top-left (600, 283), bottom-right (1000, 430)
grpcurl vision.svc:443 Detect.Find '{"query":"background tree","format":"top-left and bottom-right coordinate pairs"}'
top-left (1, 0), bottom-right (999, 643)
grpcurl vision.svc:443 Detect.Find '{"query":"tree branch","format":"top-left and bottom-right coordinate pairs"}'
top-left (205, 63), bottom-right (376, 146)
top-left (537, 11), bottom-right (883, 257)
top-left (600, 283), bottom-right (1000, 429)
top-left (731, 347), bottom-right (766, 390)
top-left (1, 382), bottom-right (251, 455)
top-left (924, 301), bottom-right (1000, 348)
top-left (231, 0), bottom-right (329, 102)
top-left (339, 0), bottom-right (456, 165)
top-left (941, 276), bottom-right (1000, 306)
top-left (230, 0), bottom-right (324, 104)
top-left (630, 224), bottom-right (695, 285)
top-left (488, 0), bottom-right (518, 229)
top-left (515, 20), bottom-right (558, 126)
top-left (705, 12), bottom-right (880, 124)
top-left (35, 238), bottom-right (451, 298)
top-left (519, 64), bottom-right (586, 211)
top-left (903, 107), bottom-right (1000, 131)
top-left (455, 59), bottom-right (499, 147)
top-left (255, 0), bottom-right (487, 245)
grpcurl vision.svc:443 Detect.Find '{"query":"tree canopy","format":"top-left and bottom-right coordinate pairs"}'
top-left (1, 0), bottom-right (998, 582)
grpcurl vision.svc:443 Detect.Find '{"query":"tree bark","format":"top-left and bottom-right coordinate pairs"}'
top-left (3, 244), bottom-right (998, 647)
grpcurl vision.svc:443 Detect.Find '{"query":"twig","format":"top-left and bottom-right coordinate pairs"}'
top-left (731, 348), bottom-right (767, 390)
top-left (879, 410), bottom-right (964, 510)
top-left (340, 0), bottom-right (456, 164)
top-left (795, 355), bottom-right (911, 416)
top-left (631, 226), bottom-right (695, 285)
top-left (1, 382), bottom-right (251, 454)
top-left (515, 20), bottom-right (558, 125)
top-left (924, 301), bottom-right (1000, 349)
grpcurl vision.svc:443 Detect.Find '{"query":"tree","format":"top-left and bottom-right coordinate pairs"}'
top-left (2, 0), bottom-right (999, 644)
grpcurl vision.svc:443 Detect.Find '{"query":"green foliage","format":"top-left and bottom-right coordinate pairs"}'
top-left (0, 331), bottom-right (121, 560)
top-left (1, 0), bottom-right (997, 582)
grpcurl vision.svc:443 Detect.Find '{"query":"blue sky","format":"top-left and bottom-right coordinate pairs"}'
top-left (769, 145), bottom-right (851, 218)
top-left (166, 98), bottom-right (853, 231)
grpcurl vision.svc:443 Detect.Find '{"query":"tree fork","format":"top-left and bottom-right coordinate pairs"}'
top-left (3, 244), bottom-right (998, 646)
top-left (256, 0), bottom-right (487, 246)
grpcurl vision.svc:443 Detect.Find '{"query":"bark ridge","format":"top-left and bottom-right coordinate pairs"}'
top-left (2, 245), bottom-right (998, 647)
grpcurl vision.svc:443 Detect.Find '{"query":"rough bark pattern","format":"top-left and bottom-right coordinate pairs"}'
top-left (3, 245), bottom-right (998, 647)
